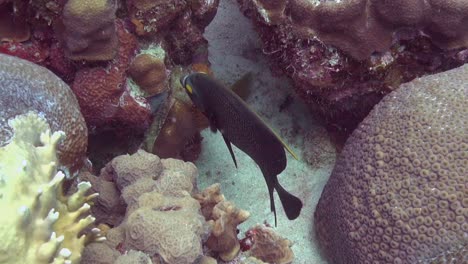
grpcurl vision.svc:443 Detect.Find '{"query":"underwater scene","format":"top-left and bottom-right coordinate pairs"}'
top-left (0, 0), bottom-right (466, 263)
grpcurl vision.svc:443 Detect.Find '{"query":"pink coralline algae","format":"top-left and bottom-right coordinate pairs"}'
top-left (237, 0), bottom-right (468, 136)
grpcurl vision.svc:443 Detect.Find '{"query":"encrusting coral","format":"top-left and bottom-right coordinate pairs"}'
top-left (314, 64), bottom-right (468, 263)
top-left (0, 53), bottom-right (88, 175)
top-left (0, 112), bottom-right (103, 264)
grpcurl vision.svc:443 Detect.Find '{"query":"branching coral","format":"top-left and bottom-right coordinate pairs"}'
top-left (314, 64), bottom-right (468, 263)
top-left (195, 183), bottom-right (250, 261)
top-left (0, 53), bottom-right (88, 174)
top-left (0, 112), bottom-right (103, 264)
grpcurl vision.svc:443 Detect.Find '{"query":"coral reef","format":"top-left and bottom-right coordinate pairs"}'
top-left (129, 53), bottom-right (168, 95)
top-left (71, 19), bottom-right (151, 133)
top-left (314, 64), bottom-right (468, 263)
top-left (61, 0), bottom-right (118, 61)
top-left (195, 183), bottom-right (250, 261)
top-left (0, 1), bottom-right (29, 42)
top-left (0, 53), bottom-right (88, 174)
top-left (152, 98), bottom-right (207, 162)
top-left (81, 150), bottom-right (211, 264)
top-left (240, 0), bottom-right (468, 60)
top-left (0, 0), bottom-right (220, 166)
top-left (0, 112), bottom-right (102, 264)
top-left (243, 224), bottom-right (294, 264)
top-left (237, 0), bottom-right (468, 136)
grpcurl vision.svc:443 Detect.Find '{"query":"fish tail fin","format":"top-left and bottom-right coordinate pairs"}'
top-left (274, 179), bottom-right (303, 221)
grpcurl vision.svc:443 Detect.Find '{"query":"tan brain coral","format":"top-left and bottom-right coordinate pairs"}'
top-left (0, 53), bottom-right (87, 174)
top-left (314, 64), bottom-right (468, 263)
top-left (245, 0), bottom-right (468, 59)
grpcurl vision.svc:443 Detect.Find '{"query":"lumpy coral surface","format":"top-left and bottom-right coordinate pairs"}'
top-left (314, 64), bottom-right (468, 263)
top-left (242, 0), bottom-right (468, 60)
top-left (237, 0), bottom-right (468, 137)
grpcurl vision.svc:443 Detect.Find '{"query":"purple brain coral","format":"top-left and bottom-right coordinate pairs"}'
top-left (0, 53), bottom-right (88, 173)
top-left (314, 64), bottom-right (468, 263)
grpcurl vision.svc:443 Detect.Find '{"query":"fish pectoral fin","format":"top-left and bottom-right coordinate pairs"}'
top-left (230, 72), bottom-right (253, 101)
top-left (208, 113), bottom-right (218, 133)
top-left (222, 134), bottom-right (238, 168)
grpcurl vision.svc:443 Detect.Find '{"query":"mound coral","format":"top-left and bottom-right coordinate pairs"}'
top-left (0, 112), bottom-right (102, 264)
top-left (237, 0), bottom-right (468, 136)
top-left (0, 53), bottom-right (88, 174)
top-left (129, 53), bottom-right (168, 95)
top-left (61, 0), bottom-right (118, 61)
top-left (314, 65), bottom-right (468, 263)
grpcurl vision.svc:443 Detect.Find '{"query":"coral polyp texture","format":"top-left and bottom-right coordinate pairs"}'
top-left (237, 0), bottom-right (468, 135)
top-left (61, 0), bottom-right (118, 61)
top-left (314, 65), bottom-right (468, 263)
top-left (0, 54), bottom-right (88, 174)
top-left (0, 112), bottom-right (102, 264)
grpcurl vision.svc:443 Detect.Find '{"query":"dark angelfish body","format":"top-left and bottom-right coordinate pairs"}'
top-left (180, 72), bottom-right (303, 225)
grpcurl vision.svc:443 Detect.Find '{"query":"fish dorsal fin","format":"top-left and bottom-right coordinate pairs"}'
top-left (225, 73), bottom-right (299, 160)
top-left (269, 125), bottom-right (299, 160)
top-left (249, 105), bottom-right (299, 160)
top-left (230, 72), bottom-right (253, 101)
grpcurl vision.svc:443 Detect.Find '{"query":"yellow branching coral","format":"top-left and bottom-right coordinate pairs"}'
top-left (0, 111), bottom-right (103, 264)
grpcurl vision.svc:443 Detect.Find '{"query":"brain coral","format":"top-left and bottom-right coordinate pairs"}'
top-left (0, 53), bottom-right (88, 174)
top-left (314, 64), bottom-right (468, 263)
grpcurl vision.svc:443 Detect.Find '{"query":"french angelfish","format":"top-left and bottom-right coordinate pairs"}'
top-left (180, 72), bottom-right (303, 225)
